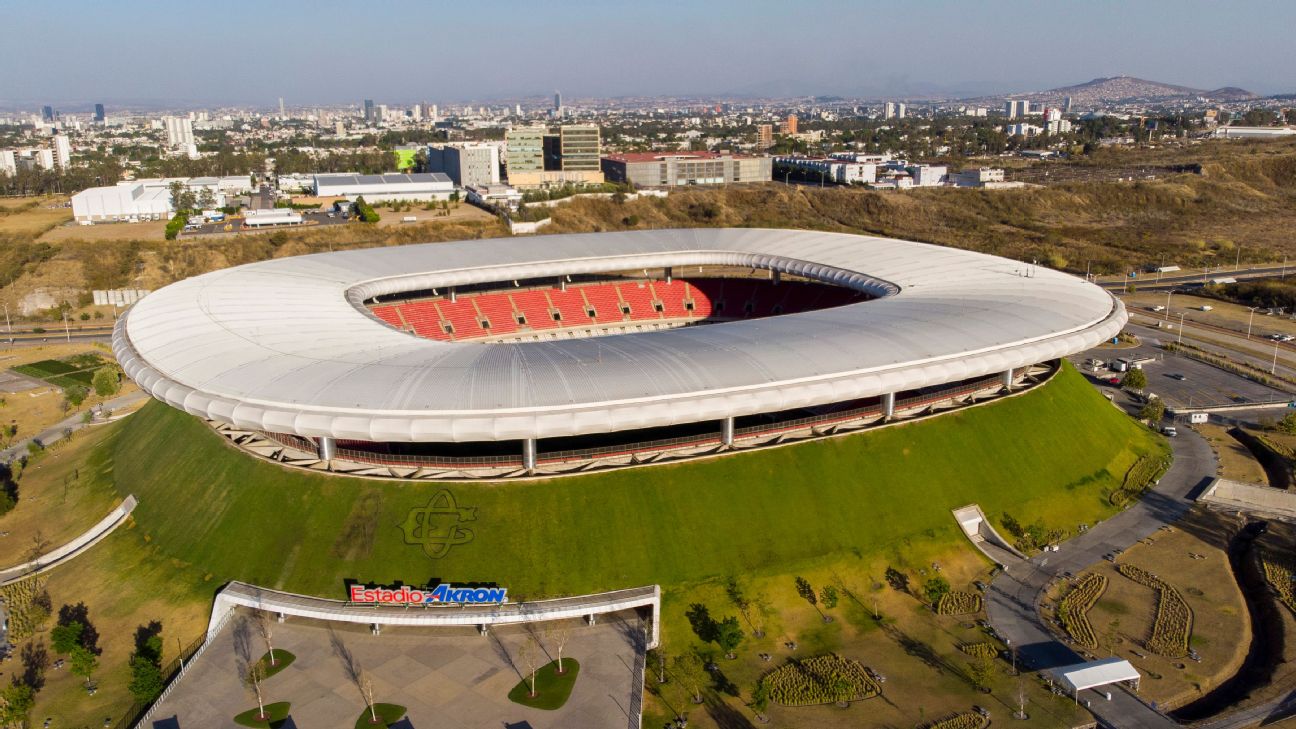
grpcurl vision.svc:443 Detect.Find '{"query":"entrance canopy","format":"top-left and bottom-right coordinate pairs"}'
top-left (1052, 657), bottom-right (1141, 693)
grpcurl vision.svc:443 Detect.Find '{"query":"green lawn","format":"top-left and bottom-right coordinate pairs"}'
top-left (354, 703), bottom-right (407, 728)
top-left (104, 363), bottom-right (1161, 600)
top-left (508, 659), bottom-right (581, 710)
top-left (233, 701), bottom-right (291, 727)
top-left (13, 353), bottom-right (106, 389)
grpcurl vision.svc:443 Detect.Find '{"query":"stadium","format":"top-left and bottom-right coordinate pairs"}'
top-left (112, 228), bottom-right (1126, 478)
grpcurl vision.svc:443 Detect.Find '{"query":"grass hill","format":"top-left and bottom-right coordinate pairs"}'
top-left (101, 364), bottom-right (1161, 600)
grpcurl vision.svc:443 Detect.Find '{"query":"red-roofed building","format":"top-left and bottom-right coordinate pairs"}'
top-left (601, 151), bottom-right (771, 188)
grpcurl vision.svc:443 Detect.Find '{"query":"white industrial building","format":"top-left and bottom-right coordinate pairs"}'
top-left (775, 156), bottom-right (877, 185)
top-left (426, 143), bottom-right (501, 187)
top-left (1209, 126), bottom-right (1296, 140)
top-left (313, 173), bottom-right (454, 202)
top-left (907, 164), bottom-right (948, 187)
top-left (243, 209), bottom-right (303, 227)
top-left (71, 177), bottom-right (239, 224)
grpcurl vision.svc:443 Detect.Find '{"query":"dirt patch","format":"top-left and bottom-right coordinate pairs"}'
top-left (329, 489), bottom-right (382, 560)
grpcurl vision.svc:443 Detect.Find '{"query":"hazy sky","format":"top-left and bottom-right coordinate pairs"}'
top-left (3, 0), bottom-right (1292, 107)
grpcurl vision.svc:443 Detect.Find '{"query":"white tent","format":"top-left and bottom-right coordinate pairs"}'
top-left (1053, 657), bottom-right (1140, 698)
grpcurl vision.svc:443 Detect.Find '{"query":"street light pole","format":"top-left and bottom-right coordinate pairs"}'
top-left (1236, 244), bottom-right (1242, 271)
top-left (1274, 339), bottom-right (1281, 375)
top-left (1165, 290), bottom-right (1173, 321)
top-left (1178, 313), bottom-right (1185, 344)
top-left (1248, 307), bottom-right (1257, 339)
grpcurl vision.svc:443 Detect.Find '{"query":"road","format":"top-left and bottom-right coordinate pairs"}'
top-left (1098, 265), bottom-right (1294, 291)
top-left (985, 428), bottom-right (1215, 728)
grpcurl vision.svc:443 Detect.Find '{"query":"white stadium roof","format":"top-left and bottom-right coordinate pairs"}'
top-left (113, 228), bottom-right (1126, 442)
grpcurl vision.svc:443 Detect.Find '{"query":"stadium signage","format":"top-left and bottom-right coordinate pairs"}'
top-left (347, 581), bottom-right (507, 605)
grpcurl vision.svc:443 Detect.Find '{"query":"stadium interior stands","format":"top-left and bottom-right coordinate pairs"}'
top-left (369, 274), bottom-right (866, 343)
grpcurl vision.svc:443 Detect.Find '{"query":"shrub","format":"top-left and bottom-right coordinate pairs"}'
top-left (958, 642), bottom-right (998, 659)
top-left (1118, 564), bottom-right (1192, 657)
top-left (164, 213), bottom-right (186, 240)
top-left (760, 654), bottom-right (880, 706)
top-left (1261, 552), bottom-right (1296, 614)
top-left (1057, 573), bottom-right (1107, 648)
top-left (354, 196), bottom-right (380, 224)
top-left (922, 712), bottom-right (989, 729)
top-left (936, 591), bottom-right (981, 615)
top-left (0, 576), bottom-right (51, 640)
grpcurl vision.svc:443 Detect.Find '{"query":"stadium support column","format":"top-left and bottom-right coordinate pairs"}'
top-left (1002, 368), bottom-right (1015, 391)
top-left (449, 286), bottom-right (457, 303)
top-left (317, 436), bottom-right (336, 461)
top-left (664, 266), bottom-right (672, 284)
top-left (522, 438), bottom-right (537, 471)
top-left (772, 269), bottom-right (781, 286)
top-left (882, 392), bottom-right (895, 421)
top-left (721, 416), bottom-right (735, 447)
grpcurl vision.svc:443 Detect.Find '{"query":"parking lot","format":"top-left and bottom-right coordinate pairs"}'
top-left (1070, 341), bottom-right (1291, 410)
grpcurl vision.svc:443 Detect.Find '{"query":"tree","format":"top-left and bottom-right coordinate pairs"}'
top-left (63, 385), bottom-right (87, 408)
top-left (197, 188), bottom-right (217, 210)
top-left (1139, 397), bottom-right (1166, 425)
top-left (750, 681), bottom-right (770, 720)
top-left (91, 367), bottom-right (120, 398)
top-left (254, 610), bottom-right (277, 667)
top-left (1122, 368), bottom-right (1147, 390)
top-left (519, 636), bottom-right (539, 698)
top-left (544, 622), bottom-right (572, 674)
top-left (923, 575), bottom-right (951, 607)
top-left (360, 671), bottom-right (377, 725)
top-left (672, 653), bottom-right (706, 704)
top-left (714, 616), bottom-right (743, 659)
top-left (1278, 411), bottom-right (1296, 435)
top-left (794, 576), bottom-right (816, 607)
top-left (968, 655), bottom-right (995, 692)
top-left (243, 661), bottom-right (268, 721)
top-left (50, 621), bottom-right (84, 655)
top-left (0, 683), bottom-right (35, 726)
top-left (820, 585), bottom-right (839, 610)
top-left (70, 644), bottom-right (98, 688)
top-left (128, 656), bottom-right (164, 703)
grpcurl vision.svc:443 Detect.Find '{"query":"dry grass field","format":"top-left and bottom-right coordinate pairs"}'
top-left (1055, 510), bottom-right (1249, 711)
top-left (1196, 423), bottom-right (1268, 485)
top-left (0, 197), bottom-right (71, 237)
top-left (39, 219), bottom-right (167, 243)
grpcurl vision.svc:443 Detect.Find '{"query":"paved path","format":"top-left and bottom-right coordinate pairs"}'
top-left (985, 427), bottom-right (1215, 729)
top-left (0, 389), bottom-right (148, 464)
top-left (0, 495), bottom-right (137, 585)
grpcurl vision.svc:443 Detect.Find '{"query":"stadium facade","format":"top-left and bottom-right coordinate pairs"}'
top-left (113, 229), bottom-right (1125, 478)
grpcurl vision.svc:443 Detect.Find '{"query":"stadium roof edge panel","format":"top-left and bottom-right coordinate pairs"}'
top-left (115, 229), bottom-right (1125, 442)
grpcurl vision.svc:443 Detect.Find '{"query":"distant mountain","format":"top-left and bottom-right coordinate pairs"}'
top-left (963, 75), bottom-right (1256, 108)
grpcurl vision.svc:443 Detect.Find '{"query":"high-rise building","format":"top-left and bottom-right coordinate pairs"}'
top-left (1063, 96), bottom-right (1073, 113)
top-left (554, 90), bottom-right (562, 113)
top-left (52, 135), bottom-right (72, 169)
top-left (505, 127), bottom-right (547, 176)
top-left (163, 116), bottom-right (195, 148)
top-left (335, 121), bottom-right (345, 136)
top-left (779, 114), bottom-right (798, 135)
top-left (1004, 100), bottom-right (1030, 118)
top-left (279, 97), bottom-right (285, 116)
top-left (94, 104), bottom-right (105, 123)
top-left (363, 99), bottom-right (375, 123)
top-left (0, 150), bottom-right (16, 176)
top-left (757, 124), bottom-right (773, 149)
top-left (558, 124), bottom-right (600, 171)
top-left (41, 106), bottom-right (54, 122)
top-left (885, 102), bottom-right (907, 119)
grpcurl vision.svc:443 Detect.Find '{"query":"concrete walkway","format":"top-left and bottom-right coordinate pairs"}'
top-left (0, 389), bottom-right (148, 464)
top-left (0, 495), bottom-right (137, 585)
top-left (985, 427), bottom-right (1215, 729)
top-left (148, 612), bottom-right (646, 729)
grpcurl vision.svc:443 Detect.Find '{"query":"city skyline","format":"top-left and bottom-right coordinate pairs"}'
top-left (2, 0), bottom-right (1293, 108)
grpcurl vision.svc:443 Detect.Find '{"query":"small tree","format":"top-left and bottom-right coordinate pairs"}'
top-left (672, 653), bottom-right (706, 704)
top-left (0, 683), bottom-right (35, 726)
top-left (1122, 368), bottom-right (1147, 390)
top-left (795, 576), bottom-right (817, 608)
top-left (544, 622), bottom-right (572, 674)
top-left (519, 636), bottom-right (539, 698)
top-left (923, 575), bottom-right (951, 607)
top-left (820, 585), bottom-right (839, 610)
top-left (1139, 397), bottom-right (1166, 425)
top-left (91, 367), bottom-right (120, 398)
top-left (50, 621), bottom-right (84, 654)
top-left (1278, 411), bottom-right (1296, 435)
top-left (128, 656), bottom-right (165, 703)
top-left (750, 681), bottom-right (770, 720)
top-left (63, 385), bottom-right (88, 408)
top-left (360, 671), bottom-right (377, 724)
top-left (254, 611), bottom-right (277, 667)
top-left (968, 655), bottom-right (995, 692)
top-left (70, 644), bottom-right (98, 688)
top-left (714, 616), bottom-right (743, 659)
top-left (243, 661), bottom-right (268, 721)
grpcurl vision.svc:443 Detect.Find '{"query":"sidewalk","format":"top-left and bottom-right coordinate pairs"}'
top-left (1, 389), bottom-right (148, 463)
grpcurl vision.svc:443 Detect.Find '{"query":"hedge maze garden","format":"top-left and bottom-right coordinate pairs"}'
top-left (1057, 573), bottom-right (1107, 649)
top-left (760, 654), bottom-right (881, 707)
top-left (1118, 563), bottom-right (1193, 657)
top-left (1261, 552), bottom-right (1296, 614)
top-left (936, 590), bottom-right (982, 616)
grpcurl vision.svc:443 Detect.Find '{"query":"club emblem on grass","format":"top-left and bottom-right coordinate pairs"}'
top-left (400, 490), bottom-right (477, 558)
